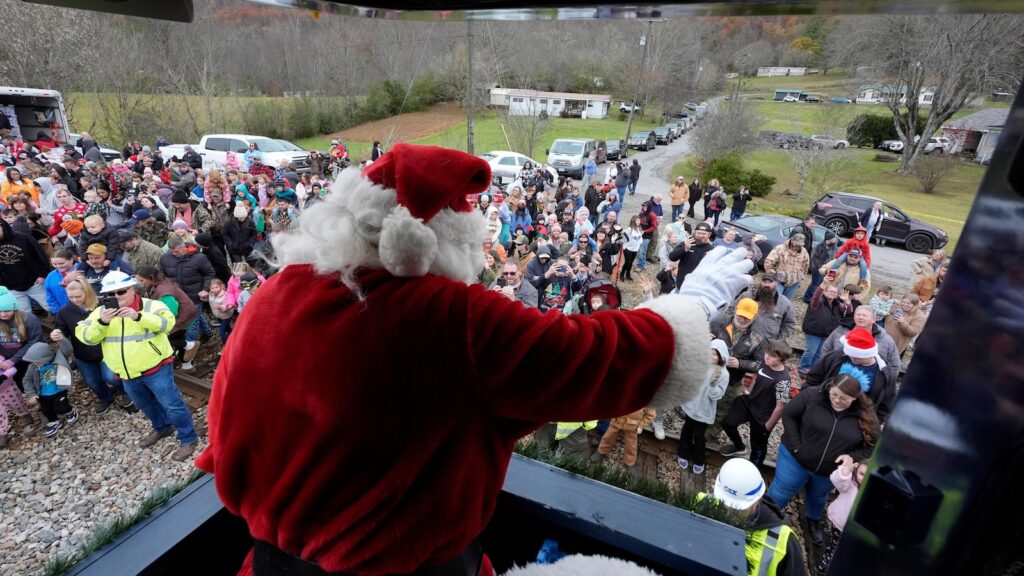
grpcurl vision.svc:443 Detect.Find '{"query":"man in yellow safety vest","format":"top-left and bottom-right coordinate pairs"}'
top-left (705, 458), bottom-right (806, 576)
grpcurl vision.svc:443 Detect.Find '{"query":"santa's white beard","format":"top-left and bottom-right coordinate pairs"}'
top-left (273, 168), bottom-right (487, 287)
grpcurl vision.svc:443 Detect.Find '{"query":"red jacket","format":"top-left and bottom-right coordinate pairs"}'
top-left (834, 236), bottom-right (872, 267)
top-left (197, 265), bottom-right (679, 575)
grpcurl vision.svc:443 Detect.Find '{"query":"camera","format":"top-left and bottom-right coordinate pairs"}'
top-left (103, 294), bottom-right (119, 310)
top-left (496, 277), bottom-right (508, 288)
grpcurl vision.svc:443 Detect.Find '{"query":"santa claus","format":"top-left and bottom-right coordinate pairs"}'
top-left (196, 143), bottom-right (753, 575)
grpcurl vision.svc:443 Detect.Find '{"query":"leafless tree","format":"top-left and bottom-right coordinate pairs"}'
top-left (914, 154), bottom-right (957, 194)
top-left (691, 98), bottom-right (761, 176)
top-left (831, 15), bottom-right (1024, 173)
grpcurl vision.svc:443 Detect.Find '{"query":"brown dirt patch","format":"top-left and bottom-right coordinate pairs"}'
top-left (335, 102), bottom-right (465, 142)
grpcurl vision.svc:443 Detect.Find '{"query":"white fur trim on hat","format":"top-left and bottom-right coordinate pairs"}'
top-left (501, 554), bottom-right (661, 576)
top-left (635, 294), bottom-right (712, 410)
top-left (273, 168), bottom-right (487, 286)
top-left (842, 335), bottom-right (879, 359)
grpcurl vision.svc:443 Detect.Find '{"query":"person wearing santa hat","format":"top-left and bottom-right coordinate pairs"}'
top-left (197, 143), bottom-right (754, 576)
top-left (804, 326), bottom-right (895, 422)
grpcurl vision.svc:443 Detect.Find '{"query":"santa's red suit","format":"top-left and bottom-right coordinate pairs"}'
top-left (196, 143), bottom-right (752, 575)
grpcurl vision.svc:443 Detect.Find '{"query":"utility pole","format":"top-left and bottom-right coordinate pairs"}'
top-left (623, 19), bottom-right (665, 145)
top-left (466, 20), bottom-right (474, 155)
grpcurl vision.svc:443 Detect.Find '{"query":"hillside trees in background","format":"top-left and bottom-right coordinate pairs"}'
top-left (830, 14), bottom-right (1024, 173)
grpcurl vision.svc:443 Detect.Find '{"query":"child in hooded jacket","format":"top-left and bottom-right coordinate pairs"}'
top-left (22, 341), bottom-right (78, 437)
top-left (831, 226), bottom-right (872, 282)
top-left (592, 406), bottom-right (657, 469)
top-left (676, 339), bottom-right (730, 475)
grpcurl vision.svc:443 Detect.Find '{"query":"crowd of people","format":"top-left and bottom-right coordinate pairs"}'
top-left (0, 126), bottom-right (951, 575)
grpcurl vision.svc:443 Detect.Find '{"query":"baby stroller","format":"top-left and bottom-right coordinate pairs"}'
top-left (580, 277), bottom-right (622, 315)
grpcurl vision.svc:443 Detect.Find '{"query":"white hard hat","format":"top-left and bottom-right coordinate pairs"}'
top-left (100, 270), bottom-right (138, 294)
top-left (714, 458), bottom-right (765, 510)
top-left (331, 139), bottom-right (340, 145)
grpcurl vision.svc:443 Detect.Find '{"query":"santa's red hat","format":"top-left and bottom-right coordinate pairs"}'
top-left (274, 143), bottom-right (491, 281)
top-left (360, 143), bottom-right (490, 277)
top-left (843, 327), bottom-right (878, 359)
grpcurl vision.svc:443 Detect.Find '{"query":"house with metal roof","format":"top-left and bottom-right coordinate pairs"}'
top-left (941, 107), bottom-right (1010, 163)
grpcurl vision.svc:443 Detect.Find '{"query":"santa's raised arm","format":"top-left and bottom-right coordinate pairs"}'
top-left (196, 143), bottom-right (752, 576)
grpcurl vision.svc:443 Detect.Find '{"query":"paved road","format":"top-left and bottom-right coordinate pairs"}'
top-left (585, 126), bottom-right (922, 294)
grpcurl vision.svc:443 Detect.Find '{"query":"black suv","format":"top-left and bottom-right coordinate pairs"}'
top-left (605, 139), bottom-right (627, 160)
top-left (810, 192), bottom-right (949, 253)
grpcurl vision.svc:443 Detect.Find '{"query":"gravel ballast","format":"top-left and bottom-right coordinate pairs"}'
top-left (0, 384), bottom-right (207, 576)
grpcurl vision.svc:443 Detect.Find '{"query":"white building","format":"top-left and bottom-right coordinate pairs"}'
top-left (488, 88), bottom-right (611, 119)
top-left (756, 67), bottom-right (807, 77)
top-left (855, 84), bottom-right (936, 106)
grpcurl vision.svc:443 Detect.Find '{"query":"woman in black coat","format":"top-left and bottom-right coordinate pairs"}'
top-left (765, 375), bottom-right (879, 545)
top-left (221, 207), bottom-right (259, 262)
top-left (687, 177), bottom-right (703, 218)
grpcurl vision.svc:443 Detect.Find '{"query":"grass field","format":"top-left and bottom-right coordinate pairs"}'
top-left (750, 100), bottom-right (1010, 137)
top-left (671, 147), bottom-right (984, 249)
top-left (295, 110), bottom-right (662, 160)
top-left (736, 71), bottom-right (861, 97)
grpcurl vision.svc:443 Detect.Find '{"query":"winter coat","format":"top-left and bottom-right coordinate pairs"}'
top-left (764, 244), bottom-right (810, 287)
top-left (803, 350), bottom-right (894, 422)
top-left (802, 288), bottom-right (846, 338)
top-left (54, 303), bottom-right (104, 363)
top-left (628, 162), bottom-right (641, 182)
top-left (149, 279), bottom-right (196, 334)
top-left (680, 339), bottom-right (730, 423)
top-left (818, 257), bottom-right (871, 293)
top-left (123, 238), bottom-right (164, 273)
top-left (44, 269), bottom-right (71, 313)
top-left (827, 465), bottom-right (861, 531)
top-left (77, 296), bottom-right (176, 380)
top-left (22, 340), bottom-right (75, 397)
top-left (731, 190), bottom-right (751, 214)
top-left (834, 236), bottom-right (872, 267)
top-left (524, 250), bottom-right (554, 289)
top-left (884, 304), bottom-right (926, 354)
top-left (731, 288), bottom-right (796, 342)
top-left (222, 217), bottom-right (259, 259)
top-left (0, 219), bottom-right (51, 291)
top-left (810, 241), bottom-right (838, 272)
top-left (780, 385), bottom-right (878, 475)
top-left (688, 180), bottom-right (703, 205)
top-left (911, 256), bottom-right (944, 285)
top-left (159, 250), bottom-right (215, 302)
top-left (818, 323), bottom-right (900, 388)
top-left (669, 182), bottom-right (690, 206)
top-left (0, 312), bottom-right (42, 364)
top-left (710, 314), bottom-right (765, 384)
top-left (669, 241), bottom-right (713, 290)
top-left (912, 273), bottom-right (942, 302)
top-left (78, 224), bottom-right (122, 262)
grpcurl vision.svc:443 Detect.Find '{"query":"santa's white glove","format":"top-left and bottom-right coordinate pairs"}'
top-left (679, 246), bottom-right (754, 318)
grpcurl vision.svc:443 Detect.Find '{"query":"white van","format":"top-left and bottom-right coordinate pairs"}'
top-left (0, 86), bottom-right (71, 148)
top-left (546, 138), bottom-right (606, 179)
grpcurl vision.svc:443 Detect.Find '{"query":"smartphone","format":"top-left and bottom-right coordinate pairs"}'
top-left (825, 270), bottom-right (838, 281)
top-left (103, 295), bottom-right (119, 310)
top-left (496, 277), bottom-right (508, 288)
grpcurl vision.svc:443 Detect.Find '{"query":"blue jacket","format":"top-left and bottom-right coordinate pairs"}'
top-left (44, 269), bottom-right (70, 313)
top-left (511, 211), bottom-right (532, 233)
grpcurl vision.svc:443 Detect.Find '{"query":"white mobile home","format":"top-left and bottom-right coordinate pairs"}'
top-left (489, 88), bottom-right (611, 119)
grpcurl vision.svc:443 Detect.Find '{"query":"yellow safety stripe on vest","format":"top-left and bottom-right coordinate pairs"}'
top-left (104, 331), bottom-right (158, 344)
top-left (554, 421), bottom-right (598, 440)
top-left (747, 524), bottom-right (791, 576)
top-left (140, 299), bottom-right (169, 333)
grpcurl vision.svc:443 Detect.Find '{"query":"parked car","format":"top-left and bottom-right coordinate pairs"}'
top-left (628, 131), bottom-right (656, 151)
top-left (478, 151), bottom-right (558, 183)
top-left (782, 95), bottom-right (800, 103)
top-left (663, 124), bottom-right (681, 140)
top-left (810, 135), bottom-right (850, 149)
top-left (684, 102), bottom-right (700, 111)
top-left (653, 126), bottom-right (671, 144)
top-left (804, 95), bottom-right (822, 103)
top-left (68, 133), bottom-right (120, 162)
top-left (922, 136), bottom-right (947, 155)
top-left (716, 214), bottom-right (826, 268)
top-left (773, 132), bottom-right (813, 149)
top-left (810, 191), bottom-right (949, 253)
top-left (880, 139), bottom-right (904, 153)
top-left (160, 134), bottom-right (311, 172)
top-left (605, 139), bottom-right (627, 160)
top-left (619, 102), bottom-right (641, 113)
top-left (546, 138), bottom-right (606, 178)
top-left (830, 97), bottom-right (852, 104)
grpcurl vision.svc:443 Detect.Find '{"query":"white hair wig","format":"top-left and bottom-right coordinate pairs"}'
top-left (272, 168), bottom-right (487, 295)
